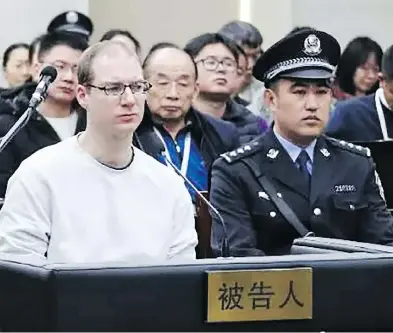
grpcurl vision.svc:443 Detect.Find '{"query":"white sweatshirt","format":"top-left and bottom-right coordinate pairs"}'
top-left (0, 135), bottom-right (198, 264)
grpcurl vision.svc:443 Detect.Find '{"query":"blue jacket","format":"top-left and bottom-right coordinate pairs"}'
top-left (326, 93), bottom-right (393, 142)
top-left (133, 105), bottom-right (240, 173)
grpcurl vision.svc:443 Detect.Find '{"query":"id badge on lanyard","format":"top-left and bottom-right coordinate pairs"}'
top-left (153, 127), bottom-right (191, 177)
top-left (375, 88), bottom-right (389, 140)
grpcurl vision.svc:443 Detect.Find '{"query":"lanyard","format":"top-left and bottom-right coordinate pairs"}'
top-left (153, 127), bottom-right (191, 177)
top-left (375, 88), bottom-right (389, 140)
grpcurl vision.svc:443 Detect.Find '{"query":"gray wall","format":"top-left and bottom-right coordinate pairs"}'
top-left (0, 0), bottom-right (88, 87)
top-left (1, 0), bottom-right (393, 87)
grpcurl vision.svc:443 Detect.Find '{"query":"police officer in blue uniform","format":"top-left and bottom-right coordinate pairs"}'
top-left (210, 29), bottom-right (393, 257)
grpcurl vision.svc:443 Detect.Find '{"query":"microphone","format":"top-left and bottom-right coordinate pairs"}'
top-left (151, 134), bottom-right (230, 258)
top-left (29, 66), bottom-right (58, 109)
top-left (0, 66), bottom-right (57, 155)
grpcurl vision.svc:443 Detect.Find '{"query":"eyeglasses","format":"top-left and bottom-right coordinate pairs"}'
top-left (87, 81), bottom-right (152, 96)
top-left (196, 57), bottom-right (237, 72)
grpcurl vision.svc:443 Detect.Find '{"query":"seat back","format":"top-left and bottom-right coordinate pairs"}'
top-left (194, 191), bottom-right (212, 258)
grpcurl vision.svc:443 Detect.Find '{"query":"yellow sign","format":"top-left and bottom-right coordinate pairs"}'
top-left (206, 267), bottom-right (312, 323)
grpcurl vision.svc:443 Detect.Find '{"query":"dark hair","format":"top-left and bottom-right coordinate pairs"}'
top-left (184, 33), bottom-right (239, 62)
top-left (28, 34), bottom-right (45, 64)
top-left (100, 29), bottom-right (141, 54)
top-left (235, 44), bottom-right (246, 59)
top-left (3, 43), bottom-right (29, 68)
top-left (37, 31), bottom-right (89, 61)
top-left (218, 21), bottom-right (263, 48)
top-left (335, 36), bottom-right (383, 95)
top-left (143, 42), bottom-right (198, 80)
top-left (382, 45), bottom-right (393, 81)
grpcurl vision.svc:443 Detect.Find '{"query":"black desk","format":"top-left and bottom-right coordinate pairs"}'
top-left (2, 243), bottom-right (393, 331)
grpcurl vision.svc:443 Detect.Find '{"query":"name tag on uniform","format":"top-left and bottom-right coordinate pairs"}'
top-left (334, 184), bottom-right (356, 193)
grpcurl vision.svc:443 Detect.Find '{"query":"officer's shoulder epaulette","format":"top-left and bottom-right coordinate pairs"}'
top-left (220, 139), bottom-right (262, 164)
top-left (325, 136), bottom-right (371, 157)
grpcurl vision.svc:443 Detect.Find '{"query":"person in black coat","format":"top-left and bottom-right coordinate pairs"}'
top-left (137, 43), bottom-right (240, 201)
top-left (210, 29), bottom-right (393, 257)
top-left (0, 31), bottom-right (88, 198)
top-left (184, 33), bottom-right (268, 144)
top-left (326, 44), bottom-right (393, 142)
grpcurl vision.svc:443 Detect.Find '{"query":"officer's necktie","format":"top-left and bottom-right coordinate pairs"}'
top-left (296, 150), bottom-right (311, 189)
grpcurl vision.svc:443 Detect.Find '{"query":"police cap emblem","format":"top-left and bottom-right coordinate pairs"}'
top-left (66, 11), bottom-right (79, 24)
top-left (303, 34), bottom-right (322, 56)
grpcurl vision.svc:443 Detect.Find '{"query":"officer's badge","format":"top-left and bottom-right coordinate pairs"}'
top-left (66, 11), bottom-right (79, 24)
top-left (266, 149), bottom-right (279, 159)
top-left (303, 34), bottom-right (322, 56)
top-left (320, 148), bottom-right (330, 157)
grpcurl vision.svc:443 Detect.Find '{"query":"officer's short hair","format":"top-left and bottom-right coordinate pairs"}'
top-left (218, 21), bottom-right (263, 48)
top-left (382, 45), bottom-right (393, 81)
top-left (77, 40), bottom-right (137, 86)
top-left (142, 42), bottom-right (198, 80)
top-left (184, 33), bottom-right (239, 63)
top-left (38, 31), bottom-right (88, 62)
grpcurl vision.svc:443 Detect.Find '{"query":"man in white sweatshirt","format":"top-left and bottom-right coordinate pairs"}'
top-left (0, 40), bottom-right (198, 263)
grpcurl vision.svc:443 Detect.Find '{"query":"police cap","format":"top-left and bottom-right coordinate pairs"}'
top-left (253, 29), bottom-right (341, 84)
top-left (47, 11), bottom-right (93, 38)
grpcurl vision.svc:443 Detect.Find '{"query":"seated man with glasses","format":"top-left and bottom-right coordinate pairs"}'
top-left (0, 31), bottom-right (88, 197)
top-left (134, 42), bottom-right (240, 203)
top-left (185, 33), bottom-right (268, 144)
top-left (0, 40), bottom-right (198, 263)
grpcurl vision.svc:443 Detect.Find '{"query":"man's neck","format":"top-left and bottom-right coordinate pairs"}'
top-left (78, 128), bottom-right (134, 168)
top-left (193, 93), bottom-right (227, 118)
top-left (162, 119), bottom-right (186, 139)
top-left (38, 97), bottom-right (72, 118)
top-left (273, 124), bottom-right (316, 148)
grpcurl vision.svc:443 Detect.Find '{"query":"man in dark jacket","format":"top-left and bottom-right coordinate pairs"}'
top-left (326, 44), bottom-right (393, 142)
top-left (0, 31), bottom-right (88, 197)
top-left (136, 43), bottom-right (240, 201)
top-left (184, 33), bottom-right (267, 144)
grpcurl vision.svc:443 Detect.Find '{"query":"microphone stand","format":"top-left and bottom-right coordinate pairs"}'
top-left (0, 92), bottom-right (47, 155)
top-left (161, 152), bottom-right (230, 258)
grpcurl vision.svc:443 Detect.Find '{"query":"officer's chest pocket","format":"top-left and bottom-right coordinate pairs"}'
top-left (333, 196), bottom-right (368, 213)
top-left (331, 195), bottom-right (368, 236)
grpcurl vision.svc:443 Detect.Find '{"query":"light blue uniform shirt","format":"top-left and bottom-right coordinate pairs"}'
top-left (273, 129), bottom-right (316, 174)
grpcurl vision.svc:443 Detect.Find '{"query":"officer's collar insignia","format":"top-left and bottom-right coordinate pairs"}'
top-left (267, 148), bottom-right (279, 159)
top-left (303, 34), bottom-right (322, 56)
top-left (320, 148), bottom-right (330, 157)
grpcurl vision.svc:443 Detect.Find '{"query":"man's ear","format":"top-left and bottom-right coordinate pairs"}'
top-left (264, 87), bottom-right (278, 112)
top-left (32, 62), bottom-right (43, 82)
top-left (76, 84), bottom-right (89, 110)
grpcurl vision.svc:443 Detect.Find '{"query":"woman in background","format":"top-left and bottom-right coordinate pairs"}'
top-left (333, 36), bottom-right (382, 102)
top-left (2, 43), bottom-right (30, 88)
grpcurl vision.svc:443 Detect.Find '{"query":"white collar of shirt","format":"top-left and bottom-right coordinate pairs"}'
top-left (273, 129), bottom-right (316, 162)
top-left (379, 88), bottom-right (391, 110)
